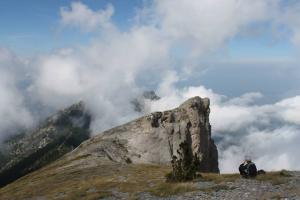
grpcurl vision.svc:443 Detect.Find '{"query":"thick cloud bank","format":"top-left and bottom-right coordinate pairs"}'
top-left (0, 0), bottom-right (300, 172)
top-left (145, 79), bottom-right (300, 172)
top-left (0, 49), bottom-right (34, 141)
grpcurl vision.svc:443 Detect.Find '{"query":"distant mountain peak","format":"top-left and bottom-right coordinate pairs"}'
top-left (0, 101), bottom-right (92, 187)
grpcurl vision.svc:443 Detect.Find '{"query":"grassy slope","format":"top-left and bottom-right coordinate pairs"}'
top-left (0, 154), bottom-right (294, 200)
top-left (0, 155), bottom-right (172, 199)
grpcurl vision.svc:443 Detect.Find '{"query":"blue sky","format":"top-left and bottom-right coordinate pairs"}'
top-left (0, 0), bottom-right (142, 55)
top-left (0, 0), bottom-right (297, 59)
top-left (228, 36), bottom-right (295, 61)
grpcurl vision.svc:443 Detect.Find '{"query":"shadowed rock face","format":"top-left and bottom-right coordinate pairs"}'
top-left (132, 90), bottom-right (160, 112)
top-left (0, 102), bottom-right (91, 187)
top-left (69, 96), bottom-right (219, 173)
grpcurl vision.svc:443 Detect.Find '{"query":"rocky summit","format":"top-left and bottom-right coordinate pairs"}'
top-left (68, 96), bottom-right (219, 172)
top-left (0, 102), bottom-right (91, 187)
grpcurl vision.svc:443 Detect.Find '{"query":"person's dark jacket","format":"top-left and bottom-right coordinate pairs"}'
top-left (239, 161), bottom-right (257, 178)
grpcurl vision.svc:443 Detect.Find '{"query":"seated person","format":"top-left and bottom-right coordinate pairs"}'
top-left (239, 158), bottom-right (257, 178)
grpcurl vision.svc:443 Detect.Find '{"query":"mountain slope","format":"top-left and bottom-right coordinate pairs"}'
top-left (2, 97), bottom-right (298, 199)
top-left (0, 102), bottom-right (91, 187)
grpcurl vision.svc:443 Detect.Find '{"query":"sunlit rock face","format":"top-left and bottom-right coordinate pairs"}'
top-left (70, 96), bottom-right (219, 173)
top-left (0, 102), bottom-right (91, 187)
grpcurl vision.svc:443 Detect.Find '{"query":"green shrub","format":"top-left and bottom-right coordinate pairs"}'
top-left (166, 141), bottom-right (200, 182)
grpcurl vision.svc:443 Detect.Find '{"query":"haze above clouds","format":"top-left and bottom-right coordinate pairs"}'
top-left (0, 0), bottom-right (300, 172)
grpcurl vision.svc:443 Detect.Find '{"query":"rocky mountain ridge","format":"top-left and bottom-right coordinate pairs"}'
top-left (66, 96), bottom-right (219, 172)
top-left (0, 102), bottom-right (92, 187)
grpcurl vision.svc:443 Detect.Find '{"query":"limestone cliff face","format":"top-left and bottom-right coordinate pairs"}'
top-left (70, 96), bottom-right (219, 172)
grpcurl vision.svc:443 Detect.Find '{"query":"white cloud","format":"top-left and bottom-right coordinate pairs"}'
top-left (60, 2), bottom-right (115, 32)
top-left (0, 49), bottom-right (33, 141)
top-left (146, 76), bottom-right (300, 172)
top-left (227, 92), bottom-right (263, 106)
top-left (1, 0), bottom-right (300, 174)
top-left (146, 0), bottom-right (274, 58)
top-left (275, 96), bottom-right (300, 125)
top-left (30, 48), bottom-right (141, 132)
top-left (29, 24), bottom-right (170, 133)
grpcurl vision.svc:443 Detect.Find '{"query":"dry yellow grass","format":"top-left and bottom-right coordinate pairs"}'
top-left (0, 155), bottom-right (294, 200)
top-left (256, 170), bottom-right (291, 185)
top-left (199, 172), bottom-right (240, 183)
top-left (0, 155), bottom-right (185, 199)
